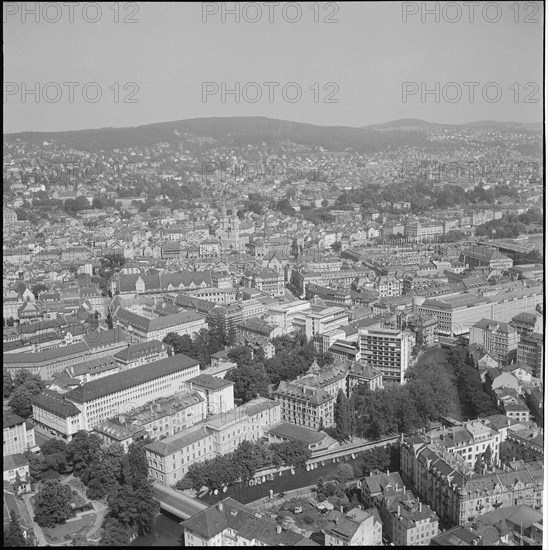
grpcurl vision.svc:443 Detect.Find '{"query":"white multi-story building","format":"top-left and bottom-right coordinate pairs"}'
top-left (31, 354), bottom-right (201, 438)
top-left (359, 327), bottom-right (415, 384)
top-left (265, 300), bottom-right (311, 334)
top-left (3, 411), bottom-right (36, 456)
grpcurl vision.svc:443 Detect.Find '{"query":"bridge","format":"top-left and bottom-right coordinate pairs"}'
top-left (152, 483), bottom-right (208, 520)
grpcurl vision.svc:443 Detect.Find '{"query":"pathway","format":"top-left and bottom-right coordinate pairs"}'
top-left (21, 493), bottom-right (48, 547)
top-left (65, 474), bottom-right (108, 539)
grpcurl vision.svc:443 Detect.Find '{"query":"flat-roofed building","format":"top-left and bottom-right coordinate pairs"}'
top-left (358, 327), bottom-right (415, 384)
top-left (3, 412), bottom-right (35, 456)
top-left (517, 332), bottom-right (543, 379)
top-left (187, 373), bottom-right (234, 415)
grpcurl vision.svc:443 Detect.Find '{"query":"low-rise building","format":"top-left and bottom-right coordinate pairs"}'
top-left (324, 507), bottom-right (383, 546)
top-left (181, 498), bottom-right (313, 546)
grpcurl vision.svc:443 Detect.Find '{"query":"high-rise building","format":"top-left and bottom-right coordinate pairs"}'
top-left (358, 327), bottom-right (415, 383)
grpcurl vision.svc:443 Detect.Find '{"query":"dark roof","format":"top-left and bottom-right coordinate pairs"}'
top-left (182, 497), bottom-right (308, 545)
top-left (65, 354), bottom-right (199, 403)
top-left (267, 421), bottom-right (326, 444)
top-left (32, 389), bottom-right (81, 418)
top-left (113, 339), bottom-right (165, 363)
top-left (116, 308), bottom-right (205, 333)
top-left (3, 411), bottom-right (25, 429)
top-left (188, 373), bottom-right (234, 390)
top-left (3, 453), bottom-right (30, 471)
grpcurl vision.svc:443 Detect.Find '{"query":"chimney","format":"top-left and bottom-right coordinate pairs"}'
top-left (217, 502), bottom-right (223, 512)
top-left (397, 505), bottom-right (401, 517)
top-left (340, 506), bottom-right (344, 513)
top-left (419, 502), bottom-right (422, 512)
top-left (386, 469), bottom-right (389, 476)
top-left (276, 525), bottom-right (282, 535)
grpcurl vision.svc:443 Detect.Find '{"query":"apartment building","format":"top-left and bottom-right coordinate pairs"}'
top-left (324, 508), bottom-right (383, 546)
top-left (469, 319), bottom-right (519, 366)
top-left (405, 314), bottom-right (438, 347)
top-left (424, 420), bottom-right (501, 467)
top-left (181, 498), bottom-right (311, 546)
top-left (347, 362), bottom-right (383, 395)
top-left (376, 276), bottom-right (403, 298)
top-left (502, 426), bottom-right (543, 463)
top-left (360, 470), bottom-right (438, 545)
top-left (116, 308), bottom-right (207, 343)
top-left (208, 299), bottom-right (266, 340)
top-left (272, 380), bottom-right (334, 430)
top-left (3, 412), bottom-right (36, 456)
top-left (145, 398), bottom-right (280, 486)
top-left (242, 268), bottom-right (285, 298)
top-left (32, 354), bottom-right (201, 437)
top-left (510, 311), bottom-right (543, 337)
top-left (358, 327), bottom-right (415, 384)
top-left (517, 332), bottom-right (543, 379)
top-left (400, 436), bottom-right (544, 526)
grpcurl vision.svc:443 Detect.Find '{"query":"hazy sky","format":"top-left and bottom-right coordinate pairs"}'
top-left (3, 1), bottom-right (544, 132)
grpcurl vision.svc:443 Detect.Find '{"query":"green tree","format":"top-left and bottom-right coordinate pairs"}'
top-left (334, 389), bottom-right (354, 442)
top-left (8, 385), bottom-right (35, 418)
top-left (225, 364), bottom-right (269, 403)
top-left (335, 463), bottom-right (355, 483)
top-left (484, 444), bottom-right (493, 466)
top-left (100, 517), bottom-right (132, 546)
top-left (67, 431), bottom-right (103, 478)
top-left (107, 441), bottom-right (160, 536)
top-left (4, 509), bottom-right (27, 547)
top-left (34, 480), bottom-right (73, 528)
top-left (41, 439), bottom-right (72, 475)
top-left (86, 444), bottom-right (125, 500)
top-left (3, 368), bottom-right (14, 398)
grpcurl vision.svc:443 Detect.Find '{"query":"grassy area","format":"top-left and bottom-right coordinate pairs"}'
top-left (42, 513), bottom-right (96, 544)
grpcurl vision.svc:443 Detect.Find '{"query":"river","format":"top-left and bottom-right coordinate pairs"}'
top-left (132, 454), bottom-right (373, 546)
